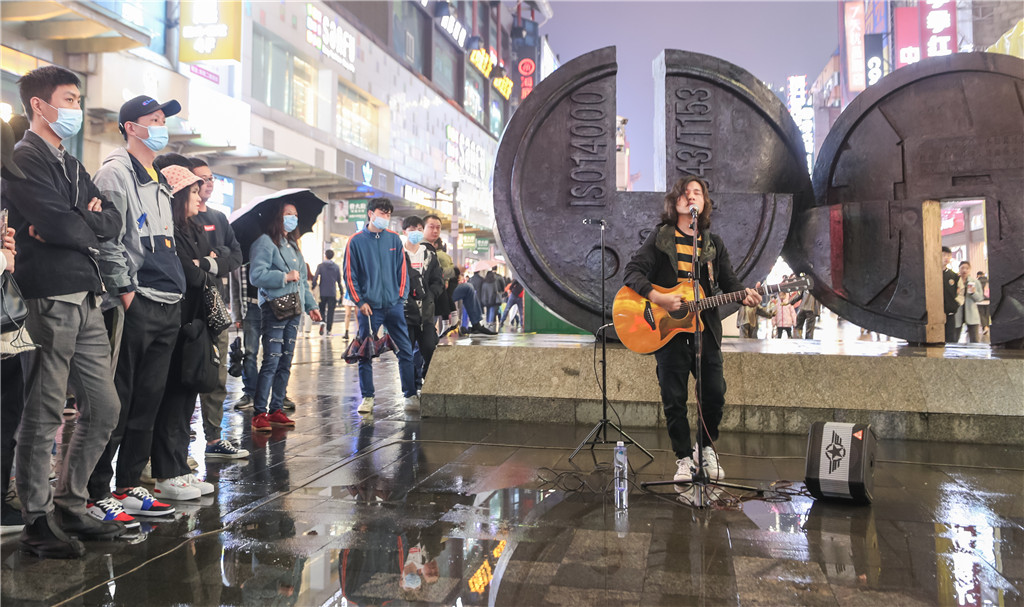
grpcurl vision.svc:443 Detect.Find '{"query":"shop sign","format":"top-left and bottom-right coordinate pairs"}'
top-left (179, 0), bottom-right (242, 63)
top-left (844, 1), bottom-right (866, 92)
top-left (894, 6), bottom-right (922, 67)
top-left (306, 4), bottom-right (357, 73)
top-left (403, 184), bottom-right (434, 208)
top-left (492, 75), bottom-right (513, 100)
top-left (919, 0), bottom-right (957, 58)
top-left (461, 233), bottom-right (477, 249)
top-left (940, 208), bottom-right (964, 235)
top-left (518, 58), bottom-right (536, 100)
top-left (475, 237), bottom-right (490, 253)
top-left (439, 14), bottom-right (468, 47)
top-left (347, 199), bottom-right (368, 220)
top-left (469, 48), bottom-right (496, 77)
top-left (510, 19), bottom-right (540, 103)
top-left (444, 125), bottom-right (487, 189)
top-left (787, 75), bottom-right (814, 174)
top-left (864, 33), bottom-right (885, 86)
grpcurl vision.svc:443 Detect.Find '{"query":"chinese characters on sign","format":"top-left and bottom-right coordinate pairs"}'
top-left (518, 58), bottom-right (536, 100)
top-left (179, 0), bottom-right (242, 63)
top-left (919, 0), bottom-right (958, 59)
top-left (845, 1), bottom-right (866, 92)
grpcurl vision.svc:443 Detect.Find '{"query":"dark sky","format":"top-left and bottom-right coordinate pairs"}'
top-left (539, 0), bottom-right (839, 191)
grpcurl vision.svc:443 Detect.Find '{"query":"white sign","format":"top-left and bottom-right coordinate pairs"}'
top-left (444, 125), bottom-right (487, 190)
top-left (787, 75), bottom-right (815, 174)
top-left (403, 184), bottom-right (434, 208)
top-left (439, 15), bottom-right (468, 48)
top-left (306, 4), bottom-right (356, 73)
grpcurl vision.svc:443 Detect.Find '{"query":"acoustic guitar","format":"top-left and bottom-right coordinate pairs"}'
top-left (612, 276), bottom-right (812, 353)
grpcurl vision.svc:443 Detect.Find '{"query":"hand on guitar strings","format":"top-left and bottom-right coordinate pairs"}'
top-left (741, 282), bottom-right (763, 307)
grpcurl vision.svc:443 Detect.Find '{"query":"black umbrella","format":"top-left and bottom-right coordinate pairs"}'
top-left (229, 188), bottom-right (326, 261)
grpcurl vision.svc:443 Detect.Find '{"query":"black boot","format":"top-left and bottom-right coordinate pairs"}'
top-left (56, 507), bottom-right (127, 541)
top-left (470, 323), bottom-right (496, 335)
top-left (20, 511), bottom-right (86, 558)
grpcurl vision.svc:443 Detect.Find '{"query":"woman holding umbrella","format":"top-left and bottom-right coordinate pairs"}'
top-left (248, 202), bottom-right (321, 432)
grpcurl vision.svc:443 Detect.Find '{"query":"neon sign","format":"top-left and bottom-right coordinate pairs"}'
top-left (920, 0), bottom-right (957, 58)
top-left (492, 75), bottom-right (513, 100)
top-left (518, 58), bottom-right (536, 99)
top-left (306, 4), bottom-right (356, 72)
top-left (439, 14), bottom-right (468, 47)
top-left (469, 48), bottom-right (495, 77)
top-left (844, 1), bottom-right (866, 92)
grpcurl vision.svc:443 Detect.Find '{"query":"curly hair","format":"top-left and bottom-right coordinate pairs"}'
top-left (661, 175), bottom-right (712, 232)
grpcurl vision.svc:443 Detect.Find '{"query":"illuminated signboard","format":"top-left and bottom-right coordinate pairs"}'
top-left (864, 33), bottom-right (885, 86)
top-left (787, 75), bottom-right (815, 174)
top-left (919, 0), bottom-right (957, 58)
top-left (444, 124), bottom-right (487, 189)
top-left (179, 0), bottom-right (242, 63)
top-left (940, 208), bottom-right (965, 235)
top-left (439, 14), bottom-right (468, 47)
top-left (402, 184), bottom-right (433, 208)
top-left (306, 4), bottom-right (356, 72)
top-left (518, 58), bottom-right (536, 99)
top-left (492, 75), bottom-right (513, 100)
top-left (894, 6), bottom-right (922, 67)
top-left (844, 1), bottom-right (866, 92)
top-left (468, 48), bottom-right (496, 77)
top-left (461, 233), bottom-right (477, 249)
top-left (347, 199), bottom-right (368, 220)
top-left (475, 237), bottom-right (490, 253)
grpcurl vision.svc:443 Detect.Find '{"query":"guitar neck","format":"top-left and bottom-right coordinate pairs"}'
top-left (688, 283), bottom-right (781, 312)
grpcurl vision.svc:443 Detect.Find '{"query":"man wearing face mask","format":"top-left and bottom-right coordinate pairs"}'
top-left (343, 198), bottom-right (418, 413)
top-left (401, 216), bottom-right (444, 399)
top-left (86, 95), bottom-right (193, 520)
top-left (2, 65), bottom-right (126, 556)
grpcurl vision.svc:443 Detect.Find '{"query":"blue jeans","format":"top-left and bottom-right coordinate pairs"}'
top-left (253, 305), bottom-right (300, 414)
top-left (451, 283), bottom-right (483, 325)
top-left (357, 302), bottom-right (416, 398)
top-left (241, 302), bottom-right (262, 396)
top-left (501, 294), bottom-right (523, 325)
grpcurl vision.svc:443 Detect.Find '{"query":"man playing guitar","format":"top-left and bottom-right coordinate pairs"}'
top-left (622, 176), bottom-right (761, 483)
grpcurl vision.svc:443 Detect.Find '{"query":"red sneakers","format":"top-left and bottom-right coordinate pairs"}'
top-left (251, 412), bottom-right (273, 432)
top-left (266, 410), bottom-right (295, 427)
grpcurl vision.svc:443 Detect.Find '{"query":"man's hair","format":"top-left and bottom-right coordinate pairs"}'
top-left (662, 175), bottom-right (712, 232)
top-left (423, 214), bottom-right (442, 227)
top-left (402, 215), bottom-right (424, 230)
top-left (367, 197), bottom-right (393, 215)
top-left (976, 271), bottom-right (984, 277)
top-left (189, 157), bottom-right (210, 170)
top-left (959, 261), bottom-right (971, 268)
top-left (325, 250), bottom-right (334, 259)
top-left (18, 66), bottom-right (80, 120)
top-left (941, 246), bottom-right (952, 254)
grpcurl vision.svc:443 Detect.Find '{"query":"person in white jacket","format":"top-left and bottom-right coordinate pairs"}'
top-left (954, 261), bottom-right (984, 343)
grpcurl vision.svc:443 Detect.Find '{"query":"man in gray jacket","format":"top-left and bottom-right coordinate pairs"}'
top-left (87, 95), bottom-right (190, 521)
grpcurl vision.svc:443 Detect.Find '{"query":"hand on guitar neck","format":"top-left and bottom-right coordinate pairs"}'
top-left (648, 282), bottom-right (762, 311)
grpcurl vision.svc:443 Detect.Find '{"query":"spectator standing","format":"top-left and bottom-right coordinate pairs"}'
top-left (771, 293), bottom-right (797, 339)
top-left (248, 202), bottom-right (321, 432)
top-left (421, 215), bottom-right (494, 336)
top-left (736, 301), bottom-right (771, 338)
top-left (941, 246), bottom-right (960, 343)
top-left (188, 158), bottom-right (247, 460)
top-left (3, 66), bottom-right (127, 557)
top-left (794, 287), bottom-right (821, 339)
top-left (976, 271), bottom-right (990, 334)
top-left (344, 198), bottom-right (417, 414)
top-left (401, 216), bottom-right (443, 396)
top-left (499, 279), bottom-right (525, 331)
top-left (313, 250), bottom-right (343, 335)
top-left (1, 118), bottom-right (24, 534)
top-left (955, 261), bottom-right (983, 343)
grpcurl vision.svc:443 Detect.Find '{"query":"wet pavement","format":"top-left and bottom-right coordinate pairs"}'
top-left (2, 333), bottom-right (1022, 606)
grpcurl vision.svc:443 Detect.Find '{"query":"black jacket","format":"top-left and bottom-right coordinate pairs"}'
top-left (942, 268), bottom-right (959, 315)
top-left (174, 220), bottom-right (215, 325)
top-left (1, 130), bottom-right (121, 299)
top-left (403, 245), bottom-right (444, 328)
top-left (622, 223), bottom-right (745, 347)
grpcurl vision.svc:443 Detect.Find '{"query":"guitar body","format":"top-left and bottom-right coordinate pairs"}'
top-left (612, 283), bottom-right (706, 354)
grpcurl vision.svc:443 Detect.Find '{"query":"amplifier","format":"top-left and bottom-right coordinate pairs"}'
top-left (805, 422), bottom-right (876, 504)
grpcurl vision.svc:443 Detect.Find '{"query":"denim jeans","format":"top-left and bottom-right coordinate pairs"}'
top-left (356, 302), bottom-right (416, 398)
top-left (451, 283), bottom-right (483, 325)
top-left (241, 302), bottom-right (262, 396)
top-left (500, 294), bottom-right (523, 325)
top-left (253, 305), bottom-right (300, 414)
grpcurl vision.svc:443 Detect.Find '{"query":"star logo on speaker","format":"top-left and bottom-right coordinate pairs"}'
top-left (825, 431), bottom-right (847, 474)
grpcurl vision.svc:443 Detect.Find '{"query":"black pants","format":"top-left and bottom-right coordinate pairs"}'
top-left (944, 314), bottom-right (958, 343)
top-left (88, 297), bottom-right (180, 498)
top-left (151, 333), bottom-right (198, 480)
top-left (318, 296), bottom-right (338, 333)
top-left (653, 332), bottom-right (726, 459)
top-left (408, 320), bottom-right (439, 390)
top-left (795, 311), bottom-right (817, 339)
top-left (1, 356), bottom-right (25, 494)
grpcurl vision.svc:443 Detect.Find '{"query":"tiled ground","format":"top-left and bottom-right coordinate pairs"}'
top-left (1, 334), bottom-right (1020, 606)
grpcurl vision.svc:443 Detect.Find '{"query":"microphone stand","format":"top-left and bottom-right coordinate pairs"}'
top-left (640, 209), bottom-right (761, 507)
top-left (570, 218), bottom-right (653, 463)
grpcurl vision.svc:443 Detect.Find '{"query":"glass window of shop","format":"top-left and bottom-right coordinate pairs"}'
top-left (337, 81), bottom-right (379, 154)
top-left (464, 67), bottom-right (485, 123)
top-left (489, 98), bottom-right (505, 138)
top-left (432, 36), bottom-right (459, 100)
top-left (93, 0), bottom-right (167, 56)
top-left (392, 2), bottom-right (429, 75)
top-left (252, 29), bottom-right (317, 127)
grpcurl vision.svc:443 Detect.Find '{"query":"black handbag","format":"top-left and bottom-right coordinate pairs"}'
top-left (203, 277), bottom-right (232, 334)
top-left (1, 271), bottom-right (28, 332)
top-left (269, 292), bottom-right (301, 320)
top-left (180, 319), bottom-right (220, 393)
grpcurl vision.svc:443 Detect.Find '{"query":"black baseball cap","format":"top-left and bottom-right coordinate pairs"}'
top-left (118, 95), bottom-right (181, 136)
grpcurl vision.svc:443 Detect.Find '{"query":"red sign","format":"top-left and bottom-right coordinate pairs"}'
top-left (894, 6), bottom-right (921, 68)
top-left (518, 58), bottom-right (536, 100)
top-left (844, 2), bottom-right (866, 92)
top-left (940, 208), bottom-right (965, 235)
top-left (919, 0), bottom-right (957, 58)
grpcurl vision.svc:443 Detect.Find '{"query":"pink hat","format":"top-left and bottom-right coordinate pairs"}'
top-left (160, 165), bottom-right (203, 195)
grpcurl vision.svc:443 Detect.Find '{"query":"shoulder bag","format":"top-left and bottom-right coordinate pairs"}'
top-left (203, 275), bottom-right (233, 334)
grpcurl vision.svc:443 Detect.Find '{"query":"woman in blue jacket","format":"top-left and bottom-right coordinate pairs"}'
top-left (248, 202), bottom-right (321, 432)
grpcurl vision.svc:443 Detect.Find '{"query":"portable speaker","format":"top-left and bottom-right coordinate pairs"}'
top-left (805, 422), bottom-right (876, 504)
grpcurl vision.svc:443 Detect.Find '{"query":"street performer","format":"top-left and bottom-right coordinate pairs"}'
top-left (622, 176), bottom-right (761, 483)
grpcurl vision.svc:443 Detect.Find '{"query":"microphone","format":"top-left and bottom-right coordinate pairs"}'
top-left (689, 206), bottom-right (699, 218)
top-left (582, 218), bottom-right (606, 225)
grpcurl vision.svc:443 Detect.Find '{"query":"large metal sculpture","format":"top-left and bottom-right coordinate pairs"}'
top-left (494, 47), bottom-right (1023, 345)
top-left (493, 47), bottom-right (812, 332)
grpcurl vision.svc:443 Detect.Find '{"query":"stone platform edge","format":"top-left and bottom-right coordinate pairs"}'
top-left (420, 345), bottom-right (1024, 446)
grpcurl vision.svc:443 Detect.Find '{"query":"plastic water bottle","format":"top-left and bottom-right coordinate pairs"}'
top-left (613, 441), bottom-right (628, 510)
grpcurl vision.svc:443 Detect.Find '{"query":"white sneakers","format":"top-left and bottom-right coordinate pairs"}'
top-left (185, 473), bottom-right (215, 496)
top-left (153, 475), bottom-right (201, 500)
top-left (404, 395), bottom-right (420, 412)
top-left (674, 457), bottom-right (694, 482)
top-left (358, 396), bottom-right (374, 413)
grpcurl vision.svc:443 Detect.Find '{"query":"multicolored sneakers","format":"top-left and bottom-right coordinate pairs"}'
top-left (87, 496), bottom-right (140, 529)
top-left (112, 487), bottom-right (175, 516)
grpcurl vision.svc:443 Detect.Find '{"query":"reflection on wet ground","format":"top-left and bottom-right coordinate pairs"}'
top-left (2, 335), bottom-right (1021, 605)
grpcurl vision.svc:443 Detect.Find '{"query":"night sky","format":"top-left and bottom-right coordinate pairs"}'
top-left (539, 0), bottom-right (840, 191)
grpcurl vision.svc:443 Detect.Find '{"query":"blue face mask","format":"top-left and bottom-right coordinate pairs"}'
top-left (371, 216), bottom-right (390, 230)
top-left (407, 230), bottom-right (424, 245)
top-left (41, 101), bottom-right (83, 140)
top-left (136, 124), bottom-right (169, 151)
top-left (283, 215), bottom-right (299, 233)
